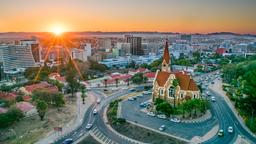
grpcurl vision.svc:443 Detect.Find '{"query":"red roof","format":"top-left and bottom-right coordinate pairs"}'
top-left (24, 82), bottom-right (58, 93)
top-left (16, 102), bottom-right (34, 112)
top-left (49, 73), bottom-right (66, 83)
top-left (144, 72), bottom-right (156, 78)
top-left (155, 71), bottom-right (199, 91)
top-left (0, 92), bottom-right (17, 101)
top-left (216, 48), bottom-right (225, 55)
top-left (23, 95), bottom-right (32, 102)
top-left (163, 40), bottom-right (170, 64)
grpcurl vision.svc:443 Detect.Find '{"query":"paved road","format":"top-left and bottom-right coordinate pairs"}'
top-left (121, 72), bottom-right (256, 144)
top-left (55, 89), bottom-right (134, 144)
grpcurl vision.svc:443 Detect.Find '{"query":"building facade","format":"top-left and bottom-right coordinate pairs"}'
top-left (152, 40), bottom-right (200, 105)
top-left (126, 36), bottom-right (143, 55)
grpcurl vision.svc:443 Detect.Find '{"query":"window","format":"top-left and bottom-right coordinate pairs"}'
top-left (169, 87), bottom-right (175, 98)
top-left (193, 94), bottom-right (196, 98)
top-left (159, 89), bottom-right (164, 96)
top-left (180, 93), bottom-right (183, 98)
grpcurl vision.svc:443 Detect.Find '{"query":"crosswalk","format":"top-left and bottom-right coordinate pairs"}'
top-left (90, 127), bottom-right (117, 144)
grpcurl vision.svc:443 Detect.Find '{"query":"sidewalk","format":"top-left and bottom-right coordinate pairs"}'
top-left (36, 92), bottom-right (94, 144)
top-left (209, 79), bottom-right (256, 138)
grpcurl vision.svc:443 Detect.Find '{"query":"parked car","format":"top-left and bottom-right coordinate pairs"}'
top-left (159, 125), bottom-right (166, 131)
top-left (97, 98), bottom-right (101, 104)
top-left (228, 126), bottom-right (233, 133)
top-left (137, 94), bottom-right (143, 98)
top-left (211, 96), bottom-right (216, 102)
top-left (140, 102), bottom-right (147, 107)
top-left (128, 97), bottom-right (135, 101)
top-left (93, 108), bottom-right (97, 114)
top-left (62, 138), bottom-right (73, 144)
top-left (218, 129), bottom-right (224, 137)
top-left (170, 117), bottom-right (181, 123)
top-left (157, 114), bottom-right (167, 119)
top-left (147, 112), bottom-right (156, 117)
top-left (86, 123), bottom-right (93, 130)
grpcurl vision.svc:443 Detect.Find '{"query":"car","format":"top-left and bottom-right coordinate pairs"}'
top-left (170, 117), bottom-right (181, 123)
top-left (86, 123), bottom-right (93, 130)
top-left (228, 126), bottom-right (233, 133)
top-left (128, 97), bottom-right (135, 101)
top-left (96, 98), bottom-right (101, 104)
top-left (206, 91), bottom-right (211, 96)
top-left (129, 89), bottom-right (135, 92)
top-left (159, 125), bottom-right (166, 131)
top-left (140, 102), bottom-right (146, 107)
top-left (211, 96), bottom-right (216, 102)
top-left (137, 94), bottom-right (143, 98)
top-left (218, 129), bottom-right (224, 137)
top-left (147, 112), bottom-right (156, 117)
top-left (93, 108), bottom-right (97, 114)
top-left (211, 81), bottom-right (215, 84)
top-left (62, 138), bottom-right (73, 144)
top-left (157, 114), bottom-right (167, 119)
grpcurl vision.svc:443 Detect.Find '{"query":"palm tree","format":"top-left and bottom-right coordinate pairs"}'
top-left (104, 79), bottom-right (107, 88)
top-left (115, 78), bottom-right (119, 87)
top-left (81, 86), bottom-right (87, 104)
top-left (172, 79), bottom-right (179, 108)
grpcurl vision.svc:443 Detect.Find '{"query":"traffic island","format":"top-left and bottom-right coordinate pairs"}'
top-left (105, 100), bottom-right (187, 144)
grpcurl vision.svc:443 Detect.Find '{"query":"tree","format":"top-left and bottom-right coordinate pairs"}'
top-left (16, 95), bottom-right (23, 102)
top-left (0, 107), bottom-right (24, 128)
top-left (81, 86), bottom-right (87, 104)
top-left (154, 98), bottom-right (164, 105)
top-left (172, 79), bottom-right (179, 108)
top-left (131, 73), bottom-right (147, 84)
top-left (36, 100), bottom-right (48, 121)
top-left (156, 102), bottom-right (173, 117)
top-left (52, 93), bottom-right (65, 107)
top-left (115, 78), bottom-right (119, 87)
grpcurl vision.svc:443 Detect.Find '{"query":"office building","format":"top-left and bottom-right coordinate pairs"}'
top-left (126, 36), bottom-right (143, 55)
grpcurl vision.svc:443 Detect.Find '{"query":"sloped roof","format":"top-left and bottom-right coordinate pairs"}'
top-left (163, 40), bottom-right (170, 64)
top-left (155, 71), bottom-right (199, 91)
top-left (16, 102), bottom-right (34, 112)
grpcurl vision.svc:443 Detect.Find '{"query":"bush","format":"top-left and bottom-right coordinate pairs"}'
top-left (0, 107), bottom-right (24, 128)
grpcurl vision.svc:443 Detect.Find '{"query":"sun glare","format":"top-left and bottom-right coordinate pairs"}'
top-left (50, 25), bottom-right (66, 36)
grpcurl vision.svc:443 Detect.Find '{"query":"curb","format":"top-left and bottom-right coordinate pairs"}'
top-left (127, 120), bottom-right (191, 143)
top-left (103, 105), bottom-right (147, 144)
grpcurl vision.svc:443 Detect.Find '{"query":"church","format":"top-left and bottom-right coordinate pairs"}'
top-left (152, 40), bottom-right (200, 105)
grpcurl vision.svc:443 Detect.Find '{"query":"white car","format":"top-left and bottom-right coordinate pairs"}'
top-left (93, 108), bottom-right (97, 114)
top-left (86, 123), bottom-right (93, 130)
top-left (159, 125), bottom-right (166, 131)
top-left (228, 126), bottom-right (233, 133)
top-left (147, 112), bottom-right (156, 117)
top-left (170, 118), bottom-right (181, 123)
top-left (157, 114), bottom-right (167, 119)
top-left (211, 96), bottom-right (216, 102)
top-left (97, 98), bottom-right (101, 104)
top-left (128, 97), bottom-right (135, 101)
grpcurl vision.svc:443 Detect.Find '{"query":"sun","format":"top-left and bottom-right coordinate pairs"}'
top-left (50, 24), bottom-right (66, 36)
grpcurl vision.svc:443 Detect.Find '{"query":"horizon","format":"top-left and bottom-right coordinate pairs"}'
top-left (1, 0), bottom-right (256, 34)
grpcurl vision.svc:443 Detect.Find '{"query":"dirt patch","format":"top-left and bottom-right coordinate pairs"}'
top-left (0, 96), bottom-right (77, 144)
top-left (78, 135), bottom-right (100, 144)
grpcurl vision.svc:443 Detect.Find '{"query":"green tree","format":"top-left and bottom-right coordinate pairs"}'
top-left (16, 95), bottom-right (23, 102)
top-left (36, 100), bottom-right (48, 121)
top-left (81, 86), bottom-right (87, 104)
top-left (156, 102), bottom-right (173, 117)
top-left (52, 93), bottom-right (65, 107)
top-left (172, 79), bottom-right (179, 108)
top-left (0, 107), bottom-right (24, 128)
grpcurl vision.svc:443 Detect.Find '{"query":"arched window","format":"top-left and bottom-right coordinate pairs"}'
top-left (159, 89), bottom-right (164, 96)
top-left (169, 86), bottom-right (175, 98)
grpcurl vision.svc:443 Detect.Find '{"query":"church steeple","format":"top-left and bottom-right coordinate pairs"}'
top-left (161, 39), bottom-right (171, 72)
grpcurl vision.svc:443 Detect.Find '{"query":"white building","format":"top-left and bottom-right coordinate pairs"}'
top-left (116, 43), bottom-right (131, 56)
top-left (71, 43), bottom-right (92, 62)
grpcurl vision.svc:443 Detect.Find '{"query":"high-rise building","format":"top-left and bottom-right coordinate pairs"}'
top-left (20, 40), bottom-right (42, 63)
top-left (126, 36), bottom-right (143, 55)
top-left (0, 45), bottom-right (36, 80)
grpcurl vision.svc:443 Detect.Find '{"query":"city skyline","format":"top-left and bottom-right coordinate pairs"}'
top-left (1, 0), bottom-right (256, 34)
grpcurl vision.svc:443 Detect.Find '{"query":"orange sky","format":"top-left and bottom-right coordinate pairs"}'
top-left (0, 0), bottom-right (256, 34)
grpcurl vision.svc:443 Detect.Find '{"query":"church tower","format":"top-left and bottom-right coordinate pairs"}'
top-left (161, 39), bottom-right (171, 72)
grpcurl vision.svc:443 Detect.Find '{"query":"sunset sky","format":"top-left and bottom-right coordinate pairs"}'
top-left (0, 0), bottom-right (256, 34)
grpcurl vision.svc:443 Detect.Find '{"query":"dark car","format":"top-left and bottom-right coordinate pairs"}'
top-left (62, 138), bottom-right (73, 144)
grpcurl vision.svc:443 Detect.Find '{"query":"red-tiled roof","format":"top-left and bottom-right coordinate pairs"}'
top-left (0, 92), bottom-right (17, 101)
top-left (216, 48), bottom-right (225, 55)
top-left (16, 102), bottom-right (34, 112)
top-left (155, 71), bottom-right (199, 91)
top-left (144, 72), bottom-right (156, 78)
top-left (23, 95), bottom-right (32, 102)
top-left (24, 82), bottom-right (58, 93)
